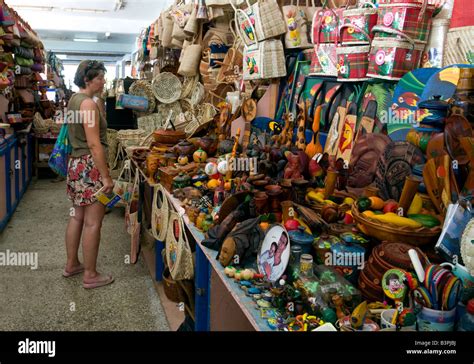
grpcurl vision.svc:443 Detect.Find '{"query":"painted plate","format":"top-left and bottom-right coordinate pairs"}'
top-left (257, 225), bottom-right (290, 283)
top-left (388, 68), bottom-right (439, 141)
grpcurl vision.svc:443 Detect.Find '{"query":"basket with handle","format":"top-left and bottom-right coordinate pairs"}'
top-left (367, 25), bottom-right (425, 81)
top-left (166, 210), bottom-right (194, 280)
top-left (152, 183), bottom-right (170, 241)
top-left (336, 24), bottom-right (371, 81)
top-left (341, 1), bottom-right (378, 45)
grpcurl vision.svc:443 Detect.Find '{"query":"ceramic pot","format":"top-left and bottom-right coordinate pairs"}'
top-left (173, 139), bottom-right (196, 157)
top-left (217, 139), bottom-right (234, 154)
top-left (280, 179), bottom-right (293, 200)
top-left (292, 179), bottom-right (309, 204)
top-left (173, 172), bottom-right (191, 189)
top-left (253, 191), bottom-right (268, 214)
top-left (198, 136), bottom-right (218, 156)
top-left (265, 185), bottom-right (283, 212)
top-left (288, 226), bottom-right (314, 254)
top-left (153, 129), bottom-right (187, 145)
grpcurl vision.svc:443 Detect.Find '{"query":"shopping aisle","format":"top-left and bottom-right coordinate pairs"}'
top-left (0, 179), bottom-right (170, 331)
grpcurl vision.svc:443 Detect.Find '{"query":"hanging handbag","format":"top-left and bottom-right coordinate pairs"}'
top-left (241, 10), bottom-right (286, 81)
top-left (151, 184), bottom-right (170, 242)
top-left (311, 0), bottom-right (345, 44)
top-left (283, 0), bottom-right (312, 49)
top-left (341, 1), bottom-right (377, 45)
top-left (336, 24), bottom-right (371, 81)
top-left (375, 0), bottom-right (435, 44)
top-left (367, 26), bottom-right (425, 81)
top-left (178, 31), bottom-right (203, 77)
top-left (166, 210), bottom-right (194, 280)
top-left (310, 11), bottom-right (338, 76)
top-left (48, 122), bottom-right (72, 177)
top-left (230, 0), bottom-right (286, 46)
top-left (125, 172), bottom-right (141, 264)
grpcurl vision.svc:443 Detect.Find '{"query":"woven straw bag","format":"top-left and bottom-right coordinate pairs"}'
top-left (444, 26), bottom-right (474, 66)
top-left (161, 10), bottom-right (174, 48)
top-left (106, 128), bottom-right (119, 167)
top-left (178, 38), bottom-right (202, 77)
top-left (230, 0), bottom-right (286, 46)
top-left (181, 75), bottom-right (199, 99)
top-left (152, 72), bottom-right (182, 104)
top-left (152, 184), bottom-right (170, 241)
top-left (137, 113), bottom-right (164, 133)
top-left (117, 129), bottom-right (147, 147)
top-left (129, 80), bottom-right (156, 115)
top-left (190, 82), bottom-right (205, 106)
top-left (166, 211), bottom-right (194, 280)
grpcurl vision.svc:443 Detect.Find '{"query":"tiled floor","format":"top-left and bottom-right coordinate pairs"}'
top-left (0, 179), bottom-right (171, 331)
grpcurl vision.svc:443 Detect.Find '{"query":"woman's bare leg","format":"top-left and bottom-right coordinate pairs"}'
top-left (65, 205), bottom-right (85, 272)
top-left (82, 201), bottom-right (106, 280)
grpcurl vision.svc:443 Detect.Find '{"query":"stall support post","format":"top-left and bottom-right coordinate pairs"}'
top-left (195, 244), bottom-right (211, 331)
top-left (155, 239), bottom-right (165, 282)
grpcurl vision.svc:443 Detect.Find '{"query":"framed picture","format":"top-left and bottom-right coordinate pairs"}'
top-left (257, 225), bottom-right (290, 282)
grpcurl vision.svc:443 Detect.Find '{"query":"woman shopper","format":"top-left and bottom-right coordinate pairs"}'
top-left (63, 60), bottom-right (114, 289)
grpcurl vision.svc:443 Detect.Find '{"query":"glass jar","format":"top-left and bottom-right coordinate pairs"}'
top-left (290, 245), bottom-right (302, 270)
top-left (299, 254), bottom-right (314, 277)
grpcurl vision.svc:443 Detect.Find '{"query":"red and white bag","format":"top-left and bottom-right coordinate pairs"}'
top-left (336, 24), bottom-right (371, 81)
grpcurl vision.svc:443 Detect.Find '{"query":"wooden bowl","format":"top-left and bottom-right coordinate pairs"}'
top-left (351, 205), bottom-right (441, 246)
top-left (153, 130), bottom-right (186, 146)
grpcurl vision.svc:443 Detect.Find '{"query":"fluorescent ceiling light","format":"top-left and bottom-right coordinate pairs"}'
top-left (13, 5), bottom-right (53, 11)
top-left (14, 5), bottom-right (108, 13)
top-left (73, 38), bottom-right (99, 43)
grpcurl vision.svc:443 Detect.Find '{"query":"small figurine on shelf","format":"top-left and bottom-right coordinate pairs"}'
top-left (284, 151), bottom-right (302, 180)
top-left (332, 294), bottom-right (350, 320)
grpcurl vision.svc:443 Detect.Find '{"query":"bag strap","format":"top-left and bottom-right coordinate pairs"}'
top-left (371, 25), bottom-right (416, 49)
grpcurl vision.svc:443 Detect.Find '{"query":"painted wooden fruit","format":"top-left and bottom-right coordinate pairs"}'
top-left (193, 148), bottom-right (208, 163)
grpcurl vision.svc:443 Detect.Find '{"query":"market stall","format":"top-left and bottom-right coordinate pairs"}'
top-left (0, 1), bottom-right (52, 231)
top-left (110, 0), bottom-right (474, 331)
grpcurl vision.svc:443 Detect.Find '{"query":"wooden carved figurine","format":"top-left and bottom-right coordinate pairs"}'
top-left (296, 101), bottom-right (306, 151)
top-left (332, 294), bottom-right (350, 320)
top-left (284, 151), bottom-right (302, 180)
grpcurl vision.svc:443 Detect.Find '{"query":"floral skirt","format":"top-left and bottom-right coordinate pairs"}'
top-left (67, 154), bottom-right (104, 206)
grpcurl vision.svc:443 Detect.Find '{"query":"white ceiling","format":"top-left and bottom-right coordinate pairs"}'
top-left (6, 0), bottom-right (173, 62)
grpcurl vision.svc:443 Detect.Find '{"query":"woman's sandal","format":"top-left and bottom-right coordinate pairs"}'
top-left (83, 274), bottom-right (114, 289)
top-left (62, 264), bottom-right (85, 278)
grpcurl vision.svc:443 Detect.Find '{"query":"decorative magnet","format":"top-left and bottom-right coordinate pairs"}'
top-left (382, 269), bottom-right (407, 300)
top-left (375, 50), bottom-right (386, 65)
top-left (383, 12), bottom-right (394, 26)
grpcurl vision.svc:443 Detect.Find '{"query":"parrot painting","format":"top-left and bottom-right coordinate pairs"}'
top-left (398, 92), bottom-right (420, 107)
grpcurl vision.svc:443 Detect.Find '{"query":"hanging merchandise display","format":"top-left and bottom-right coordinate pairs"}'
top-left (95, 0), bottom-right (474, 332)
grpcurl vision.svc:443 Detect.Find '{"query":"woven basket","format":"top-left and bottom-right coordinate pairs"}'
top-left (163, 267), bottom-right (183, 303)
top-left (206, 83), bottom-right (235, 108)
top-left (180, 75), bottom-right (199, 99)
top-left (117, 129), bottom-right (147, 148)
top-left (107, 129), bottom-right (119, 167)
top-left (444, 26), bottom-right (474, 66)
top-left (152, 184), bottom-right (169, 241)
top-left (152, 72), bottom-right (182, 104)
top-left (129, 80), bottom-right (156, 114)
top-left (156, 102), bottom-right (183, 128)
top-left (351, 204), bottom-right (442, 246)
top-left (166, 211), bottom-right (194, 281)
top-left (137, 113), bottom-right (164, 133)
top-left (190, 82), bottom-right (205, 106)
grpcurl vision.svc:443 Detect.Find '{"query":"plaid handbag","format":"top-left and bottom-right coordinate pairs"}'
top-left (367, 26), bottom-right (425, 81)
top-left (309, 9), bottom-right (338, 77)
top-left (336, 24), bottom-right (371, 81)
top-left (375, 1), bottom-right (435, 44)
top-left (341, 2), bottom-right (378, 45)
top-left (311, 6), bottom-right (344, 44)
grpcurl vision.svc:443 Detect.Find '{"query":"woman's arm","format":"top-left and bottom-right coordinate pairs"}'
top-left (81, 99), bottom-right (114, 193)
